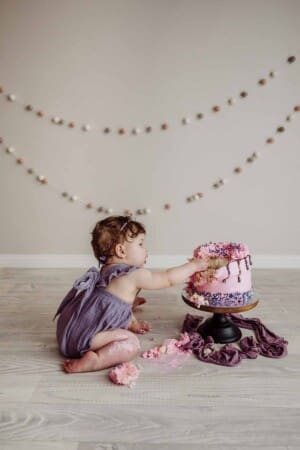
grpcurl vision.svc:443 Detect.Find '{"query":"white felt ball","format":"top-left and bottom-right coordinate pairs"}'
top-left (182, 117), bottom-right (191, 125)
top-left (70, 195), bottom-right (78, 201)
top-left (7, 94), bottom-right (16, 101)
top-left (228, 98), bottom-right (236, 105)
top-left (106, 208), bottom-right (113, 213)
top-left (82, 124), bottom-right (91, 132)
top-left (269, 71), bottom-right (278, 78)
top-left (146, 208), bottom-right (151, 214)
top-left (6, 146), bottom-right (15, 154)
top-left (52, 117), bottom-right (60, 124)
top-left (132, 128), bottom-right (141, 135)
top-left (286, 114), bottom-right (294, 122)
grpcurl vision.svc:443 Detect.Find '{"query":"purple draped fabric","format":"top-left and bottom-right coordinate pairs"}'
top-left (181, 313), bottom-right (288, 367)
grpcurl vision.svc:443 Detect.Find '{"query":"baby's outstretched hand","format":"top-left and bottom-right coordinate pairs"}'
top-left (188, 257), bottom-right (209, 272)
top-left (128, 319), bottom-right (152, 334)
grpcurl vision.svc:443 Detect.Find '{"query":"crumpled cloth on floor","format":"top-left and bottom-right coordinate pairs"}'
top-left (181, 313), bottom-right (288, 367)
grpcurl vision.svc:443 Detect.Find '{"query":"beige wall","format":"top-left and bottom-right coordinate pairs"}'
top-left (0, 0), bottom-right (300, 259)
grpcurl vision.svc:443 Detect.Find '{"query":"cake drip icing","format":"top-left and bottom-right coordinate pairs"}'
top-left (222, 255), bottom-right (252, 284)
top-left (222, 264), bottom-right (231, 283)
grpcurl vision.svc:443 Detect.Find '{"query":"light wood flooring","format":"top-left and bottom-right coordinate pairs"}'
top-left (0, 268), bottom-right (299, 449)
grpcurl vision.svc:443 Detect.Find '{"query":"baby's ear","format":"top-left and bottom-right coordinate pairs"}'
top-left (115, 243), bottom-right (126, 258)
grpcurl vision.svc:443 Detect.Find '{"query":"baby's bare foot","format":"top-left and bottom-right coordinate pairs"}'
top-left (63, 350), bottom-right (99, 373)
top-left (129, 320), bottom-right (152, 334)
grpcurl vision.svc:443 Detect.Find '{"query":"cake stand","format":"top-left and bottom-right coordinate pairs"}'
top-left (181, 292), bottom-right (259, 344)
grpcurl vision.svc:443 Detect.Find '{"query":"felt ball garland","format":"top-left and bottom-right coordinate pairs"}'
top-left (1, 101), bottom-right (297, 215)
top-left (0, 53), bottom-right (297, 137)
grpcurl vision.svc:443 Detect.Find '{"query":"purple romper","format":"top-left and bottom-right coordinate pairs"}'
top-left (53, 263), bottom-right (139, 358)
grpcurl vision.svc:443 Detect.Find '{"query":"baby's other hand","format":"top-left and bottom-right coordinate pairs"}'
top-left (128, 320), bottom-right (152, 334)
top-left (132, 296), bottom-right (147, 312)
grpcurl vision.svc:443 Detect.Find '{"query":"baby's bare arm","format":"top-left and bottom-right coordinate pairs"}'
top-left (131, 259), bottom-right (208, 291)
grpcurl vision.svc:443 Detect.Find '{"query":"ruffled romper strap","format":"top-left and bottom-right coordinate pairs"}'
top-left (53, 263), bottom-right (141, 320)
top-left (53, 267), bottom-right (101, 320)
top-left (97, 263), bottom-right (141, 292)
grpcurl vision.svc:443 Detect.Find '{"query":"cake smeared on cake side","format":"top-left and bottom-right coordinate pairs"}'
top-left (184, 242), bottom-right (254, 308)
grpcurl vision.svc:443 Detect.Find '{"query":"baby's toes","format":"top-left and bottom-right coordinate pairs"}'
top-left (63, 359), bottom-right (73, 372)
top-left (142, 321), bottom-right (152, 332)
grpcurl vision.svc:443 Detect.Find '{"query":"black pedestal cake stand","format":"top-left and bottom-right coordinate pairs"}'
top-left (181, 292), bottom-right (259, 344)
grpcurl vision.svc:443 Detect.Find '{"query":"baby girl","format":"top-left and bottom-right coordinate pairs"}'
top-left (53, 215), bottom-right (207, 373)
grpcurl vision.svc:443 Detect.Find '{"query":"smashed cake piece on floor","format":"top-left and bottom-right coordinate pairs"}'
top-left (141, 332), bottom-right (191, 359)
top-left (108, 362), bottom-right (140, 387)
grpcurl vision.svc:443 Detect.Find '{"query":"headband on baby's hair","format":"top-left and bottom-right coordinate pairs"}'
top-left (120, 216), bottom-right (132, 232)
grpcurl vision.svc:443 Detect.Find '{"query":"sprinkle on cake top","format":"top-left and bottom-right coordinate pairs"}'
top-left (193, 242), bottom-right (249, 261)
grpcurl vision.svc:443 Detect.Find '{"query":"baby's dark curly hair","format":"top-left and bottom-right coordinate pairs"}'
top-left (91, 215), bottom-right (146, 265)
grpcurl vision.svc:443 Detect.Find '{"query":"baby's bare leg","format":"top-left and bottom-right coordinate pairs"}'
top-left (63, 329), bottom-right (141, 373)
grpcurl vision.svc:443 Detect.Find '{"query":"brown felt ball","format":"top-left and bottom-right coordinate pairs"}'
top-left (287, 56), bottom-right (296, 64)
top-left (258, 79), bottom-right (267, 85)
top-left (234, 167), bottom-right (243, 174)
top-left (266, 137), bottom-right (274, 144)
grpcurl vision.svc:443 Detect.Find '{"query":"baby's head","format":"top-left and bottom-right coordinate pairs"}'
top-left (91, 215), bottom-right (147, 267)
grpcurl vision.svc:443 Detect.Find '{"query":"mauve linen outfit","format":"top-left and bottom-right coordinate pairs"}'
top-left (53, 264), bottom-right (139, 358)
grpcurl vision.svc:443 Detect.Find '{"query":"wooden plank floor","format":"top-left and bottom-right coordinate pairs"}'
top-left (0, 268), bottom-right (299, 449)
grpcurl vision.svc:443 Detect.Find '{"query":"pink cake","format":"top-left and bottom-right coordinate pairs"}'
top-left (184, 242), bottom-right (254, 308)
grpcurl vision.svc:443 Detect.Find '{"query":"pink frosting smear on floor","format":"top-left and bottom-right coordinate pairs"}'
top-left (108, 362), bottom-right (140, 387)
